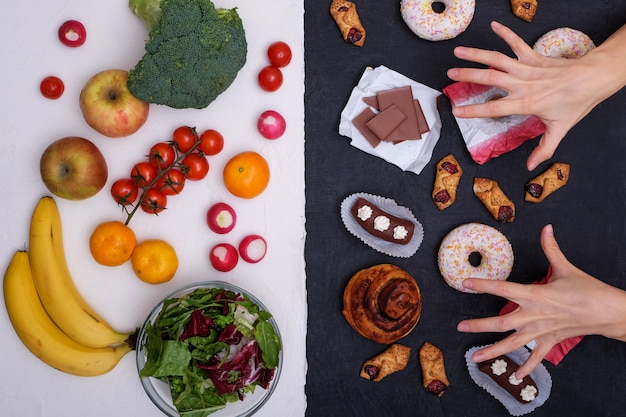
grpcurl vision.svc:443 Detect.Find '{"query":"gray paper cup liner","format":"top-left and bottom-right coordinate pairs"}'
top-left (465, 345), bottom-right (552, 416)
top-left (341, 192), bottom-right (424, 258)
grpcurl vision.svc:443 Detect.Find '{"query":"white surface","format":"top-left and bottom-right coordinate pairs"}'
top-left (0, 1), bottom-right (306, 416)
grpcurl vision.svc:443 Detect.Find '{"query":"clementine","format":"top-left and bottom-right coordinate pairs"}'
top-left (223, 151), bottom-right (270, 199)
top-left (131, 239), bottom-right (178, 284)
top-left (89, 221), bottom-right (137, 267)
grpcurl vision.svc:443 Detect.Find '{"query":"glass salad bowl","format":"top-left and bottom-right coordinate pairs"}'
top-left (136, 281), bottom-right (283, 417)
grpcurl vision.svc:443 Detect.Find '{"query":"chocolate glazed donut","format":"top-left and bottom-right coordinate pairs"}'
top-left (342, 264), bottom-right (422, 344)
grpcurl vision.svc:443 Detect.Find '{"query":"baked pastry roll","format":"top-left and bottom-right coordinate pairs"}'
top-left (525, 162), bottom-right (570, 203)
top-left (419, 342), bottom-right (449, 397)
top-left (511, 0), bottom-right (538, 22)
top-left (473, 177), bottom-right (515, 223)
top-left (330, 0), bottom-right (366, 47)
top-left (360, 344), bottom-right (412, 382)
top-left (342, 264), bottom-right (422, 344)
top-left (432, 154), bottom-right (463, 210)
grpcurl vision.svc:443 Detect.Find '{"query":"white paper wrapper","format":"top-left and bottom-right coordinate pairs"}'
top-left (341, 192), bottom-right (424, 257)
top-left (339, 65), bottom-right (442, 175)
top-left (442, 82), bottom-right (545, 165)
top-left (465, 345), bottom-right (552, 416)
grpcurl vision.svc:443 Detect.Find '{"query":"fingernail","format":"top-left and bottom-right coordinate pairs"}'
top-left (472, 352), bottom-right (485, 362)
top-left (462, 279), bottom-right (473, 289)
top-left (527, 160), bottom-right (538, 171)
top-left (447, 68), bottom-right (458, 78)
top-left (457, 322), bottom-right (469, 332)
top-left (452, 106), bottom-right (464, 117)
top-left (454, 46), bottom-right (467, 57)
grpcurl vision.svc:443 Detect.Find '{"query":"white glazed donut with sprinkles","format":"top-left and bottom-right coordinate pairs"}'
top-left (532, 27), bottom-right (596, 59)
top-left (400, 0), bottom-right (475, 41)
top-left (437, 223), bottom-right (513, 293)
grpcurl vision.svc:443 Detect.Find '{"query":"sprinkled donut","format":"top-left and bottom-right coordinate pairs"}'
top-left (400, 0), bottom-right (475, 41)
top-left (438, 223), bottom-right (513, 293)
top-left (532, 27), bottom-right (595, 59)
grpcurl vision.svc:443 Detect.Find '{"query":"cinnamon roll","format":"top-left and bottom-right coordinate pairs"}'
top-left (342, 264), bottom-right (422, 344)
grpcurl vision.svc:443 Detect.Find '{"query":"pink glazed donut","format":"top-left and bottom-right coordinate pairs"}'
top-left (400, 0), bottom-right (475, 41)
top-left (438, 223), bottom-right (513, 293)
top-left (532, 27), bottom-right (596, 58)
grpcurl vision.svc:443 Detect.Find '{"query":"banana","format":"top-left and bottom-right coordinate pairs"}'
top-left (3, 251), bottom-right (131, 376)
top-left (29, 196), bottom-right (131, 348)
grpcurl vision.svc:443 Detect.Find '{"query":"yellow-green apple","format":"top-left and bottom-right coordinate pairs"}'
top-left (40, 136), bottom-right (108, 200)
top-left (79, 69), bottom-right (149, 138)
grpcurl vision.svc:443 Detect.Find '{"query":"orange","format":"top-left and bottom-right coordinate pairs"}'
top-left (130, 239), bottom-right (178, 284)
top-left (223, 151), bottom-right (270, 199)
top-left (89, 221), bottom-right (137, 267)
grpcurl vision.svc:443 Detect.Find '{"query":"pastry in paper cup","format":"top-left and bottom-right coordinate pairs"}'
top-left (465, 345), bottom-right (552, 416)
top-left (341, 192), bottom-right (424, 257)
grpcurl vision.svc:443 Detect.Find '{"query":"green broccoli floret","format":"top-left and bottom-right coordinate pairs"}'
top-left (127, 0), bottom-right (247, 109)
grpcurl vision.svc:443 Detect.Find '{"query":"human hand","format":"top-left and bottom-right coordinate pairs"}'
top-left (457, 224), bottom-right (626, 378)
top-left (447, 21), bottom-right (607, 170)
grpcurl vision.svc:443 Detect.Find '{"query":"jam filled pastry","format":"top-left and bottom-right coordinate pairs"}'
top-left (419, 342), bottom-right (449, 397)
top-left (432, 154), bottom-right (463, 211)
top-left (510, 0), bottom-right (538, 22)
top-left (360, 344), bottom-right (412, 382)
top-left (473, 177), bottom-right (515, 223)
top-left (525, 162), bottom-right (570, 203)
top-left (330, 0), bottom-right (366, 46)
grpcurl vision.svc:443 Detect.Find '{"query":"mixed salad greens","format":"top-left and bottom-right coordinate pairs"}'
top-left (140, 286), bottom-right (282, 417)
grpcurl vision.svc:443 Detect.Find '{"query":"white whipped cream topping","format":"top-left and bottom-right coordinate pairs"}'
top-left (520, 385), bottom-right (538, 402)
top-left (373, 215), bottom-right (390, 232)
top-left (508, 372), bottom-right (523, 386)
top-left (393, 225), bottom-right (408, 240)
top-left (356, 205), bottom-right (373, 221)
top-left (490, 359), bottom-right (507, 376)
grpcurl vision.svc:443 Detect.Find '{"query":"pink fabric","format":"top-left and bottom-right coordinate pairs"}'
top-left (443, 81), bottom-right (546, 164)
top-left (499, 267), bottom-right (584, 366)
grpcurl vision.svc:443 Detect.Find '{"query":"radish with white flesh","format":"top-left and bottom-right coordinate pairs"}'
top-left (209, 243), bottom-right (239, 272)
top-left (257, 110), bottom-right (286, 139)
top-left (239, 234), bottom-right (267, 263)
top-left (206, 202), bottom-right (237, 234)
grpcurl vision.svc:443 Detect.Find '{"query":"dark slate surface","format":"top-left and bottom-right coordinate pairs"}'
top-left (304, 1), bottom-right (626, 416)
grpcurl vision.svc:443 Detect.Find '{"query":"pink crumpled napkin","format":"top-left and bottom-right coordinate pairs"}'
top-left (443, 81), bottom-right (545, 165)
top-left (499, 267), bottom-right (584, 366)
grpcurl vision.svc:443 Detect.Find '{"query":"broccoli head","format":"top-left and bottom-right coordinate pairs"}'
top-left (127, 0), bottom-right (247, 109)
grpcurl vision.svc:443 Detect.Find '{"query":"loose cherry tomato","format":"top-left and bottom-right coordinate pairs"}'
top-left (149, 142), bottom-right (177, 169)
top-left (131, 162), bottom-right (158, 187)
top-left (140, 188), bottom-right (167, 214)
top-left (172, 126), bottom-right (197, 153)
top-left (156, 169), bottom-right (186, 195)
top-left (111, 178), bottom-right (139, 206)
top-left (58, 20), bottom-right (87, 47)
top-left (258, 66), bottom-right (283, 92)
top-left (40, 76), bottom-right (65, 99)
top-left (267, 41), bottom-right (292, 68)
top-left (198, 129), bottom-right (224, 156)
top-left (181, 154), bottom-right (209, 181)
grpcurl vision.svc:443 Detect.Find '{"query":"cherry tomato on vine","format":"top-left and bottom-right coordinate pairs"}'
top-left (258, 66), bottom-right (283, 92)
top-left (172, 126), bottom-right (197, 153)
top-left (181, 154), bottom-right (209, 181)
top-left (111, 178), bottom-right (138, 206)
top-left (149, 142), bottom-right (177, 169)
top-left (40, 76), bottom-right (65, 99)
top-left (140, 188), bottom-right (167, 214)
top-left (198, 129), bottom-right (224, 156)
top-left (156, 169), bottom-right (186, 195)
top-left (131, 162), bottom-right (157, 187)
top-left (268, 41), bottom-right (292, 68)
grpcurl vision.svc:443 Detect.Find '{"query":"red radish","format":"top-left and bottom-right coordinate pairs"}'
top-left (58, 20), bottom-right (87, 47)
top-left (209, 243), bottom-right (239, 272)
top-left (239, 235), bottom-right (267, 263)
top-left (257, 110), bottom-right (286, 140)
top-left (206, 202), bottom-right (237, 234)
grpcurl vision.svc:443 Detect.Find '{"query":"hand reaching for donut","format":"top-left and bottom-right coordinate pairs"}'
top-left (457, 224), bottom-right (626, 379)
top-left (447, 21), bottom-right (626, 170)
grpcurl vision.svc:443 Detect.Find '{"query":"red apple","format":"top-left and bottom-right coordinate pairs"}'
top-left (79, 69), bottom-right (149, 138)
top-left (40, 136), bottom-right (108, 200)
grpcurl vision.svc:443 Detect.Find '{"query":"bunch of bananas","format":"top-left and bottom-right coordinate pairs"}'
top-left (3, 196), bottom-right (134, 377)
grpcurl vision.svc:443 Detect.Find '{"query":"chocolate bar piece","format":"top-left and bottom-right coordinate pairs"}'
top-left (353, 107), bottom-right (381, 148)
top-left (366, 104), bottom-right (407, 140)
top-left (376, 86), bottom-right (422, 141)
